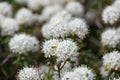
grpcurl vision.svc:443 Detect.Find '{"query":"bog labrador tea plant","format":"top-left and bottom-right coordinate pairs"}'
top-left (0, 0), bottom-right (120, 80)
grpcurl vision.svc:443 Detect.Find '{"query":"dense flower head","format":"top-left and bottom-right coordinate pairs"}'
top-left (55, 39), bottom-right (78, 62)
top-left (40, 5), bottom-right (63, 22)
top-left (27, 0), bottom-right (42, 11)
top-left (102, 51), bottom-right (120, 71)
top-left (42, 39), bottom-right (60, 58)
top-left (101, 28), bottom-right (120, 48)
top-left (15, 8), bottom-right (34, 26)
top-left (61, 65), bottom-right (95, 80)
top-left (65, 1), bottom-right (84, 17)
top-left (1, 18), bottom-right (19, 36)
top-left (102, 6), bottom-right (120, 24)
top-left (41, 10), bottom-right (72, 38)
top-left (69, 18), bottom-right (88, 39)
top-left (9, 33), bottom-right (39, 54)
top-left (17, 67), bottom-right (41, 80)
top-left (112, 0), bottom-right (120, 13)
top-left (0, 2), bottom-right (12, 17)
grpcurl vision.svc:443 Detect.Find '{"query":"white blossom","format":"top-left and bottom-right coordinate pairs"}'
top-left (9, 33), bottom-right (39, 54)
top-left (42, 39), bottom-right (60, 58)
top-left (65, 1), bottom-right (84, 17)
top-left (102, 51), bottom-right (120, 71)
top-left (27, 0), bottom-right (42, 11)
top-left (61, 65), bottom-right (95, 80)
top-left (69, 18), bottom-right (88, 39)
top-left (102, 6), bottom-right (119, 24)
top-left (15, 8), bottom-right (34, 26)
top-left (17, 67), bottom-right (41, 80)
top-left (40, 5), bottom-right (62, 22)
top-left (1, 18), bottom-right (19, 36)
top-left (101, 28), bottom-right (120, 48)
top-left (0, 2), bottom-right (12, 17)
top-left (0, 14), bottom-right (5, 26)
top-left (41, 10), bottom-right (72, 38)
top-left (55, 39), bottom-right (78, 62)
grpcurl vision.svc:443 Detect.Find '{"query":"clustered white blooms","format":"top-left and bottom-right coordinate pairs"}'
top-left (113, 77), bottom-right (120, 80)
top-left (101, 28), bottom-right (120, 48)
top-left (42, 39), bottom-right (78, 62)
top-left (102, 6), bottom-right (119, 24)
top-left (27, 0), bottom-right (42, 11)
top-left (55, 39), bottom-right (78, 62)
top-left (0, 2), bottom-right (12, 17)
top-left (61, 65), bottom-right (95, 80)
top-left (65, 1), bottom-right (84, 17)
top-left (1, 18), bottom-right (19, 36)
top-left (102, 51), bottom-right (120, 71)
top-left (112, 0), bottom-right (120, 13)
top-left (9, 33), bottom-right (39, 54)
top-left (15, 8), bottom-right (34, 26)
top-left (69, 18), bottom-right (88, 39)
top-left (41, 10), bottom-right (72, 38)
top-left (42, 39), bottom-right (60, 58)
top-left (17, 67), bottom-right (41, 80)
top-left (40, 5), bottom-right (63, 22)
top-left (41, 10), bottom-right (89, 39)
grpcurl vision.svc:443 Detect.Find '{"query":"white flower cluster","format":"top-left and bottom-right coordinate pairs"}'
top-left (69, 18), bottom-right (88, 39)
top-left (102, 51), bottom-right (120, 71)
top-left (61, 65), bottom-right (95, 80)
top-left (41, 11), bottom-right (88, 39)
top-left (65, 1), bottom-right (84, 17)
top-left (101, 28), bottom-right (120, 48)
top-left (17, 67), bottom-right (41, 80)
top-left (113, 77), bottom-right (120, 80)
top-left (0, 2), bottom-right (12, 17)
top-left (15, 8), bottom-right (34, 26)
top-left (41, 10), bottom-right (72, 38)
top-left (0, 18), bottom-right (19, 36)
top-left (27, 0), bottom-right (42, 11)
top-left (9, 33), bottom-right (39, 54)
top-left (40, 5), bottom-right (62, 22)
top-left (102, 0), bottom-right (120, 24)
top-left (42, 39), bottom-right (60, 58)
top-left (42, 39), bottom-right (78, 62)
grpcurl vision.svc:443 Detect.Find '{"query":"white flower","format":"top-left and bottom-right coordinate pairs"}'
top-left (15, 0), bottom-right (28, 5)
top-left (42, 39), bottom-right (60, 58)
top-left (73, 66), bottom-right (95, 80)
top-left (102, 6), bottom-right (119, 24)
top-left (102, 51), bottom-right (120, 71)
top-left (112, 0), bottom-right (120, 13)
top-left (41, 10), bottom-right (72, 38)
top-left (40, 5), bottom-right (62, 22)
top-left (0, 2), bottom-right (12, 17)
top-left (61, 65), bottom-right (95, 80)
top-left (17, 67), bottom-right (41, 80)
top-left (113, 77), bottom-right (120, 80)
top-left (9, 33), bottom-right (39, 54)
top-left (101, 28), bottom-right (120, 48)
top-left (15, 8), bottom-right (34, 26)
top-left (69, 18), bottom-right (88, 39)
top-left (27, 0), bottom-right (42, 11)
top-left (61, 72), bottom-right (79, 80)
top-left (65, 1), bottom-right (84, 17)
top-left (55, 39), bottom-right (78, 62)
top-left (1, 18), bottom-right (19, 36)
